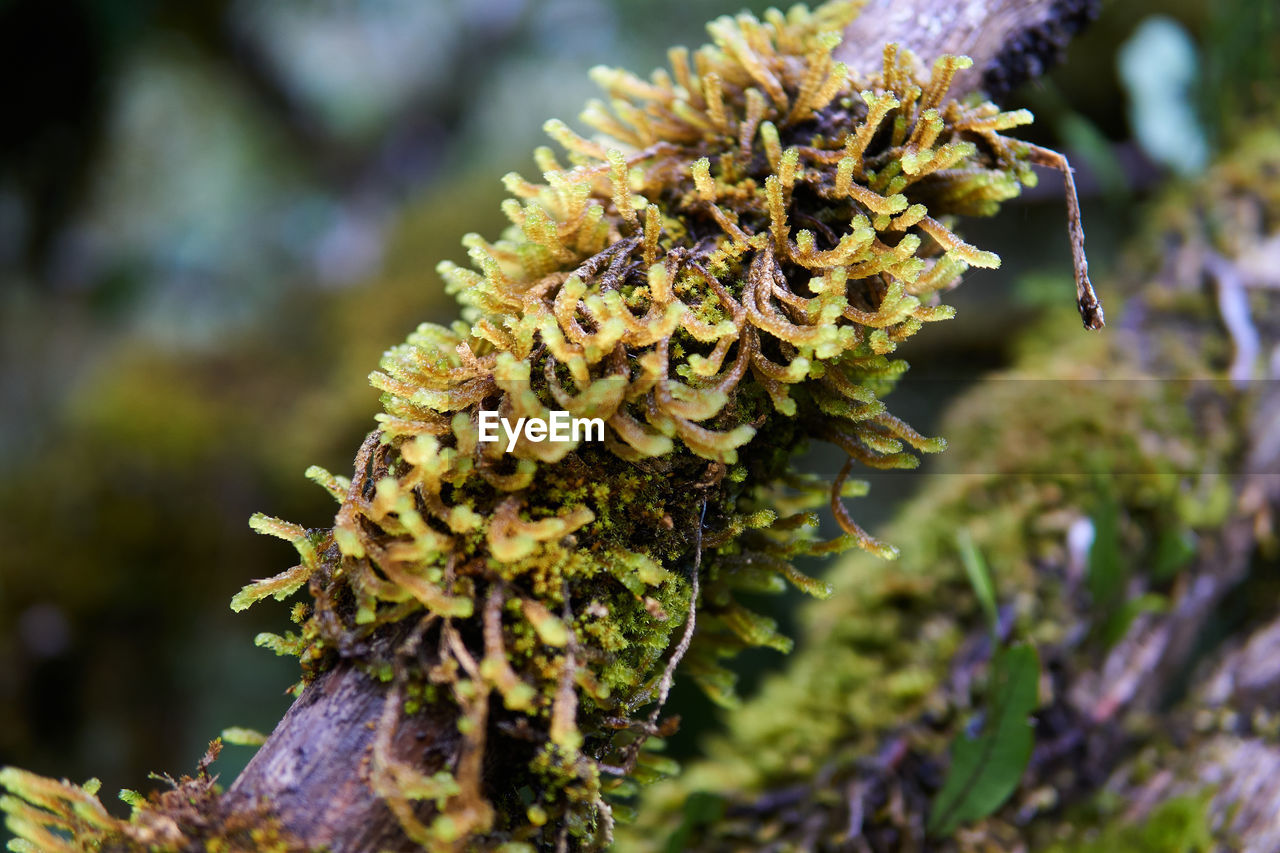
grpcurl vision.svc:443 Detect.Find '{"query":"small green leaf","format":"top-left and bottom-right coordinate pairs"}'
top-left (928, 643), bottom-right (1040, 837)
top-left (1086, 488), bottom-right (1144, 649)
top-left (1151, 527), bottom-right (1196, 582)
top-left (220, 727), bottom-right (268, 747)
top-left (665, 791), bottom-right (726, 853)
top-left (956, 529), bottom-right (998, 641)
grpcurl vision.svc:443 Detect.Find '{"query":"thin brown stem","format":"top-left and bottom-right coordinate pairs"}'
top-left (1027, 143), bottom-right (1105, 330)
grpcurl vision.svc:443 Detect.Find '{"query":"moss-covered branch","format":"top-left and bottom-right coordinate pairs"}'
top-left (1, 2), bottom-right (1102, 851)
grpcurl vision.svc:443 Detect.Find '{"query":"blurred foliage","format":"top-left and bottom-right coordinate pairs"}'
top-left (1043, 793), bottom-right (1216, 853)
top-left (0, 169), bottom-right (506, 805)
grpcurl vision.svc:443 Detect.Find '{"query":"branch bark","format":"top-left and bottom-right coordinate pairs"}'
top-left (225, 662), bottom-right (458, 853)
top-left (836, 0), bottom-right (1098, 98)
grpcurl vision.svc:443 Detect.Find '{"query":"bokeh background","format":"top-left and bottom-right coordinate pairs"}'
top-left (0, 0), bottom-right (1270, 831)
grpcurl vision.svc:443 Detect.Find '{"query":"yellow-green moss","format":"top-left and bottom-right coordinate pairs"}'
top-left (1041, 791), bottom-right (1216, 853)
top-left (0, 742), bottom-right (305, 853)
top-left (618, 113), bottom-right (1280, 846)
top-left (227, 2), bottom-right (1052, 847)
top-left (4, 2), bottom-right (1061, 850)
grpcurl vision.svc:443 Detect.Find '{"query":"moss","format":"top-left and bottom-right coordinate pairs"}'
top-left (0, 742), bottom-right (306, 853)
top-left (1120, 116), bottom-right (1280, 380)
top-left (622, 305), bottom-right (1244, 847)
top-left (620, 118), bottom-right (1280, 852)
top-left (1041, 791), bottom-right (1216, 853)
top-left (6, 1), bottom-right (1075, 849)
top-left (222, 2), bottom-right (1059, 847)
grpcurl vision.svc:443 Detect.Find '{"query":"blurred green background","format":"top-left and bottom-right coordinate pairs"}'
top-left (0, 0), bottom-right (1268, 828)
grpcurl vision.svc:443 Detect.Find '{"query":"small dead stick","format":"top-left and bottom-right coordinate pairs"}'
top-left (644, 496), bottom-right (705, 724)
top-left (1027, 143), bottom-right (1105, 330)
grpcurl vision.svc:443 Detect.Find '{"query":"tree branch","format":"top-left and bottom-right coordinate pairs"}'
top-left (837, 0), bottom-right (1099, 99)
top-left (225, 662), bottom-right (459, 853)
